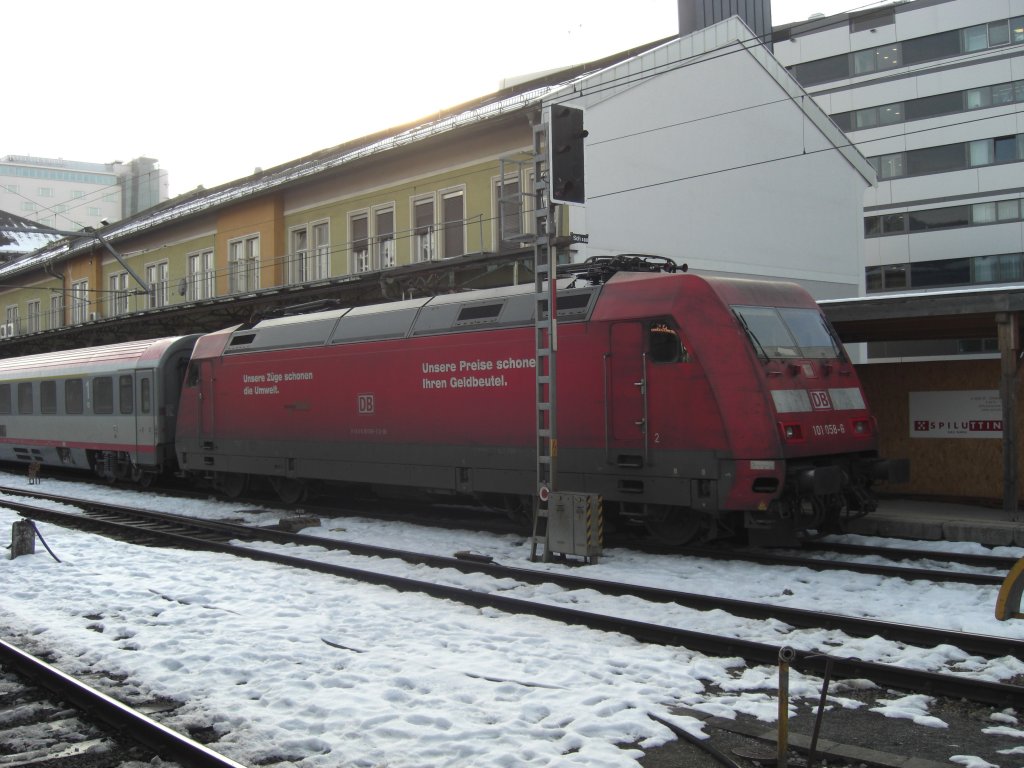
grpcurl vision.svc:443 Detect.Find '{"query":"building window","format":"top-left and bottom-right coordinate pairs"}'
top-left (146, 261), bottom-right (169, 308)
top-left (495, 175), bottom-right (524, 245)
top-left (289, 221), bottom-right (330, 284)
top-left (374, 206), bottom-right (396, 270)
top-left (21, 201), bottom-right (36, 212)
top-left (26, 300), bottom-right (40, 334)
top-left (49, 294), bottom-right (63, 330)
top-left (109, 272), bottom-right (130, 316)
top-left (187, 248), bottom-right (215, 300)
top-left (71, 280), bottom-right (90, 323)
top-left (849, 7), bottom-right (894, 33)
top-left (228, 235), bottom-right (259, 293)
top-left (909, 206), bottom-right (969, 232)
top-left (311, 222), bottom-right (330, 280)
top-left (350, 213), bottom-right (370, 273)
top-left (412, 196), bottom-right (436, 262)
top-left (37, 186), bottom-right (53, 197)
top-left (5, 305), bottom-right (19, 337)
top-left (794, 17), bottom-right (1024, 87)
top-left (441, 189), bottom-right (465, 258)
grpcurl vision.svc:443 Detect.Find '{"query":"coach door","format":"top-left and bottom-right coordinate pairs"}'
top-left (197, 360), bottom-right (216, 443)
top-left (607, 322), bottom-right (648, 466)
top-left (137, 369), bottom-right (157, 456)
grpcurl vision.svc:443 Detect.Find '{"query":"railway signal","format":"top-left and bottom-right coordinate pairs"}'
top-left (549, 105), bottom-right (587, 205)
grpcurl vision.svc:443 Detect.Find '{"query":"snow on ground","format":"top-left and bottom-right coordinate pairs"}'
top-left (3, 471), bottom-right (1024, 767)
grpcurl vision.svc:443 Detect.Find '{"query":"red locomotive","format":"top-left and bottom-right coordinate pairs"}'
top-left (0, 256), bottom-right (903, 545)
top-left (172, 258), bottom-right (905, 545)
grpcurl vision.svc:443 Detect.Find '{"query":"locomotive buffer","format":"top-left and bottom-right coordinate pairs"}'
top-left (529, 104), bottom-right (602, 565)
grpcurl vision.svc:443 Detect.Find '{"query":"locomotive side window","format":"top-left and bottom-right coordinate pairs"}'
top-left (0, 384), bottom-right (10, 415)
top-left (93, 377), bottom-right (113, 415)
top-left (65, 379), bottom-right (84, 415)
top-left (40, 381), bottom-right (57, 415)
top-left (17, 383), bottom-right (32, 415)
top-left (119, 375), bottom-right (134, 415)
top-left (649, 321), bottom-right (688, 363)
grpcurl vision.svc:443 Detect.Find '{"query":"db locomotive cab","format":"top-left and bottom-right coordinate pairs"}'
top-left (731, 299), bottom-right (907, 544)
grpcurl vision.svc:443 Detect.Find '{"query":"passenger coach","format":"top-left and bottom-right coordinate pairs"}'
top-left (0, 336), bottom-right (198, 483)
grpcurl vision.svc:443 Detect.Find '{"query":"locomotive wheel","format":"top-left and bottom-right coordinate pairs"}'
top-left (270, 476), bottom-right (309, 505)
top-left (503, 495), bottom-right (534, 530)
top-left (643, 504), bottom-right (705, 546)
top-left (216, 472), bottom-right (249, 499)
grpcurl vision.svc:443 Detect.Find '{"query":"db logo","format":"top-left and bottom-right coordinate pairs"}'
top-left (357, 393), bottom-right (375, 414)
top-left (810, 390), bottom-right (832, 410)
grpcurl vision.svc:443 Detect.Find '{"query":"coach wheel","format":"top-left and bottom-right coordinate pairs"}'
top-left (216, 472), bottom-right (249, 499)
top-left (643, 504), bottom-right (705, 546)
top-left (270, 476), bottom-right (309, 505)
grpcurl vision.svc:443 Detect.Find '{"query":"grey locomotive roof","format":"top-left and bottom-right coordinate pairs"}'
top-left (227, 280), bottom-right (597, 354)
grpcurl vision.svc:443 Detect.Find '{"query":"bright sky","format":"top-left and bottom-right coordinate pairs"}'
top-left (7, 0), bottom-right (875, 197)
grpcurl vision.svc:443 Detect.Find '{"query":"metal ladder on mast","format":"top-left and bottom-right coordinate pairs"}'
top-left (530, 119), bottom-right (557, 562)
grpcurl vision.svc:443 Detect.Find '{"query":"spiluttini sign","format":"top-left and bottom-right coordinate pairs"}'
top-left (909, 390), bottom-right (1003, 438)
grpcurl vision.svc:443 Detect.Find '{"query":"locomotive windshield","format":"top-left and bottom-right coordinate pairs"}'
top-left (733, 306), bottom-right (842, 360)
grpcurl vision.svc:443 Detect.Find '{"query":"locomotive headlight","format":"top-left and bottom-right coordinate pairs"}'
top-left (777, 421), bottom-right (804, 442)
top-left (850, 417), bottom-right (872, 437)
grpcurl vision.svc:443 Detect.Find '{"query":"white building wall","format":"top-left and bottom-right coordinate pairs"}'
top-left (557, 21), bottom-right (872, 300)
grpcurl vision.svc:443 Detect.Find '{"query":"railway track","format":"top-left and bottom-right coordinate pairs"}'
top-left (5, 487), bottom-right (1024, 709)
top-left (0, 639), bottom-right (245, 768)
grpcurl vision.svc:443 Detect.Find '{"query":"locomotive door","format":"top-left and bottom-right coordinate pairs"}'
top-left (607, 322), bottom-right (648, 466)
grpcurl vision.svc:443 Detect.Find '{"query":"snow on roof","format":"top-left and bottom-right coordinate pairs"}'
top-left (0, 210), bottom-right (64, 258)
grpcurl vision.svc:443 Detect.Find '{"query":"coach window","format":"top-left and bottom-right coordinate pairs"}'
top-left (0, 384), bottom-right (9, 414)
top-left (119, 375), bottom-right (134, 414)
top-left (140, 378), bottom-right (151, 414)
top-left (40, 381), bottom-right (56, 414)
top-left (66, 379), bottom-right (83, 414)
top-left (17, 383), bottom-right (32, 415)
top-left (93, 376), bottom-right (113, 415)
top-left (649, 321), bottom-right (688, 363)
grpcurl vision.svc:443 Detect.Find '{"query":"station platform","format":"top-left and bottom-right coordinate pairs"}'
top-left (846, 496), bottom-right (1024, 547)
